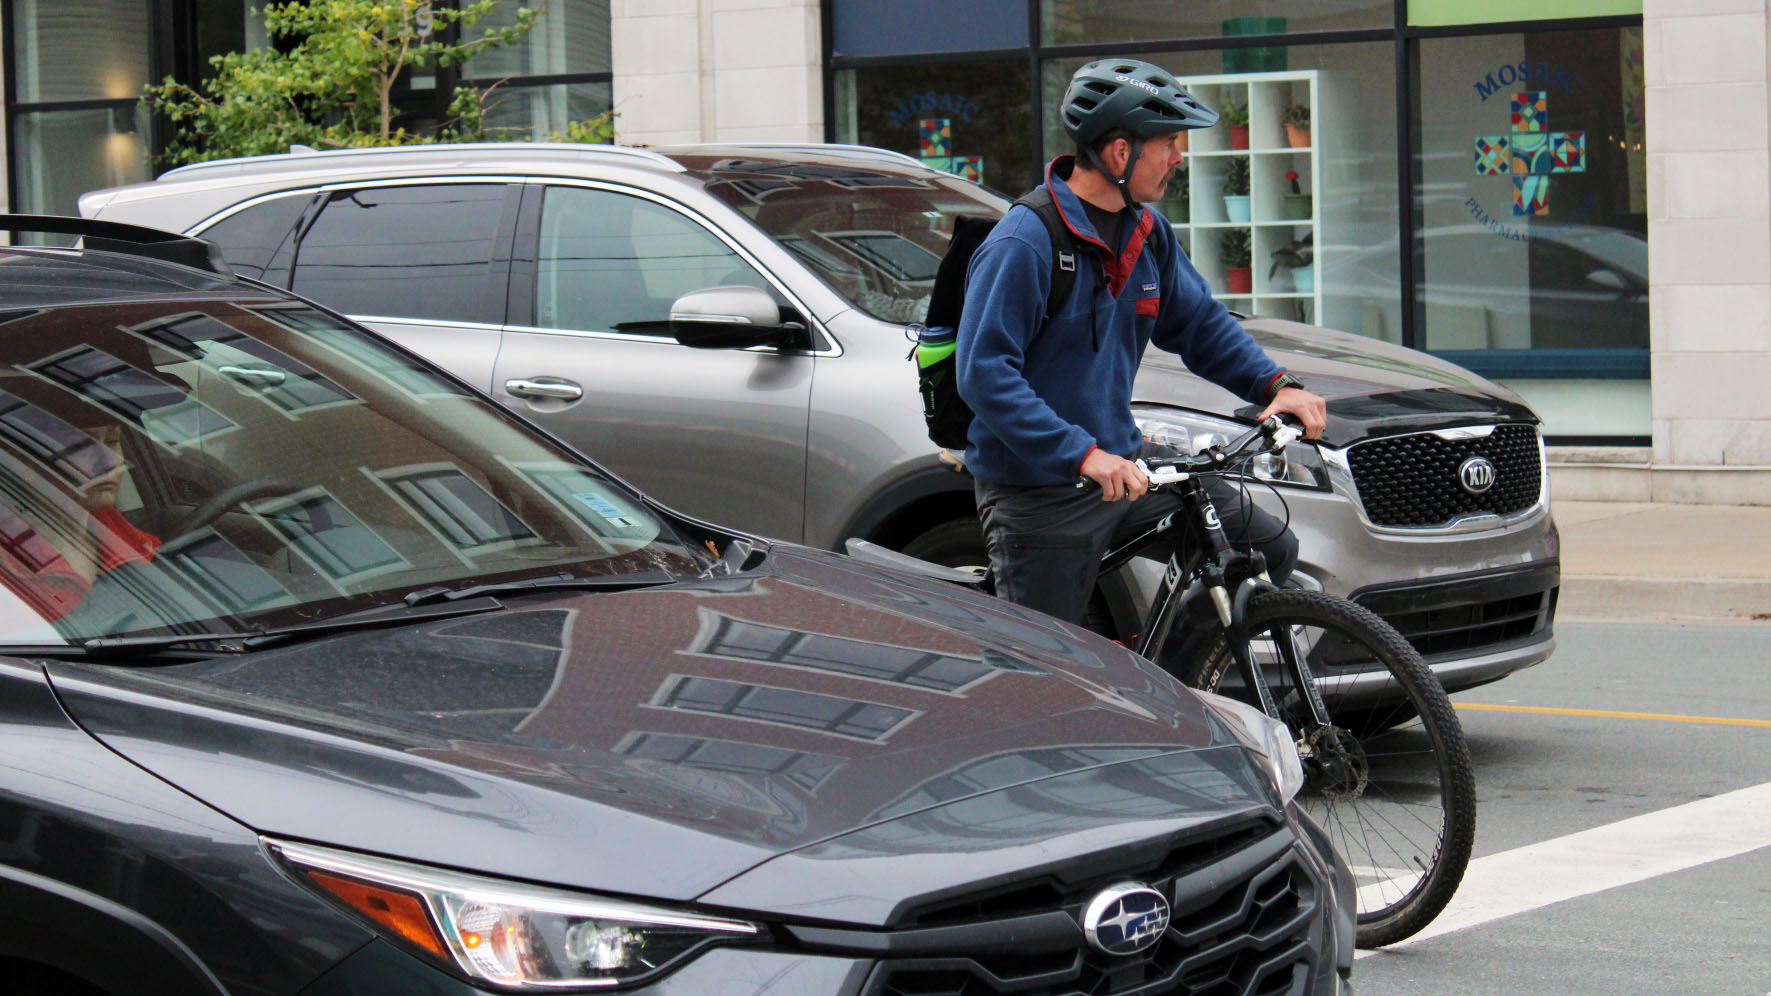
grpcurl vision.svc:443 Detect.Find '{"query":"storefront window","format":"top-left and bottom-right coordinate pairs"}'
top-left (1414, 27), bottom-right (1648, 435)
top-left (464, 0), bottom-right (611, 77)
top-left (1042, 0), bottom-right (1392, 47)
top-left (834, 60), bottom-right (1036, 198)
top-left (9, 0), bottom-right (149, 103)
top-left (1042, 43), bottom-right (1400, 342)
top-left (11, 107), bottom-right (151, 218)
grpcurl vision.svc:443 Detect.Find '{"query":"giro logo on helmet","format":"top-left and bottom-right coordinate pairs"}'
top-left (1116, 75), bottom-right (1161, 95)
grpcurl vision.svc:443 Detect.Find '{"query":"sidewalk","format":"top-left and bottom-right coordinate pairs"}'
top-left (1554, 501), bottom-right (1771, 622)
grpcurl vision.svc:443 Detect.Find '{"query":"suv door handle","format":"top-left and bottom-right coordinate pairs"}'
top-left (505, 378), bottom-right (583, 401)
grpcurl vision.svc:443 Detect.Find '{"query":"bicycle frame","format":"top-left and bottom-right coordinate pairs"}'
top-left (1108, 459), bottom-right (1335, 730)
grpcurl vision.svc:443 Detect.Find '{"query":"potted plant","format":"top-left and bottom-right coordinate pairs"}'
top-left (1222, 157), bottom-right (1251, 223)
top-left (1282, 169), bottom-right (1311, 219)
top-left (1269, 232), bottom-right (1314, 293)
top-left (1282, 104), bottom-right (1311, 148)
top-left (1222, 100), bottom-right (1251, 149)
top-left (1221, 228), bottom-right (1252, 294)
top-left (1160, 164), bottom-right (1190, 222)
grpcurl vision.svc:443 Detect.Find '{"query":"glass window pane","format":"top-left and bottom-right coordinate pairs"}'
top-left (198, 195), bottom-right (312, 280)
top-left (9, 0), bottom-right (149, 102)
top-left (481, 82), bottom-right (612, 142)
top-left (1411, 0), bottom-right (1641, 27)
top-left (1042, 0), bottom-right (1392, 47)
top-left (1416, 28), bottom-right (1648, 359)
top-left (832, 0), bottom-right (1026, 57)
top-left (464, 0), bottom-right (610, 78)
top-left (11, 108), bottom-right (150, 220)
top-left (835, 60), bottom-right (1036, 198)
top-left (291, 185), bottom-right (510, 324)
top-left (1042, 43), bottom-right (1400, 342)
top-left (536, 186), bottom-right (768, 335)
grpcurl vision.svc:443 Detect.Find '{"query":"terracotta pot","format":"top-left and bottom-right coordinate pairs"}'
top-left (1173, 130), bottom-right (1189, 154)
top-left (1225, 266), bottom-right (1253, 294)
top-left (1229, 125), bottom-right (1250, 150)
top-left (1284, 122), bottom-right (1310, 148)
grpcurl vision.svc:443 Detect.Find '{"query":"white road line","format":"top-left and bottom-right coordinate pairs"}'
top-left (1357, 781), bottom-right (1771, 956)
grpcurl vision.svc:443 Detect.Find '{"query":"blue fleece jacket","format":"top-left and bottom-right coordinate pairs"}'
top-left (955, 157), bottom-right (1287, 486)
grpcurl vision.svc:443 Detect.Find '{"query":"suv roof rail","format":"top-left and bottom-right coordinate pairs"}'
top-left (159, 142), bottom-right (686, 180)
top-left (0, 214), bottom-right (232, 276)
top-left (686, 143), bottom-right (926, 169)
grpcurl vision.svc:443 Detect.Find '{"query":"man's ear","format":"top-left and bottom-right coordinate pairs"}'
top-left (1100, 137), bottom-right (1132, 173)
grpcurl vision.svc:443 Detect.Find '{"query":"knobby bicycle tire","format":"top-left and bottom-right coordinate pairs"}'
top-left (1176, 589), bottom-right (1476, 948)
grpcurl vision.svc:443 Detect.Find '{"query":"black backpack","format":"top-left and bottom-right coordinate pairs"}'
top-left (915, 187), bottom-right (1095, 450)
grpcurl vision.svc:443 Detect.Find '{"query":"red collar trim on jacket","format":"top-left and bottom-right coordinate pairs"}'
top-left (1044, 156), bottom-right (1157, 298)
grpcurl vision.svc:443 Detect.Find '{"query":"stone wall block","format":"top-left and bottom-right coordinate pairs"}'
top-left (1659, 13), bottom-right (1767, 85)
top-left (712, 7), bottom-right (819, 69)
top-left (1655, 283), bottom-right (1771, 352)
top-left (1648, 217), bottom-right (1771, 286)
top-left (1645, 82), bottom-right (1769, 152)
top-left (1658, 150), bottom-right (1770, 219)
top-left (1653, 352), bottom-right (1771, 420)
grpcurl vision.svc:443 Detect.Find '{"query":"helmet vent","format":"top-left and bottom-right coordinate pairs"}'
top-left (1082, 81), bottom-right (1114, 96)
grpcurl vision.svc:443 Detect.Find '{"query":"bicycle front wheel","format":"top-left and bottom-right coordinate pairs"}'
top-left (1178, 589), bottom-right (1476, 948)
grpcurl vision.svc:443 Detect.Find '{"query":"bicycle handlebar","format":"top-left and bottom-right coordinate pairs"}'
top-left (1076, 414), bottom-right (1303, 492)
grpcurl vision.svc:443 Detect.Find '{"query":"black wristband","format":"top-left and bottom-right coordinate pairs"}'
top-left (1267, 372), bottom-right (1305, 401)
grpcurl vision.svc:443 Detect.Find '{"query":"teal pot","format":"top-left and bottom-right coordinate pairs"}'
top-left (1223, 195), bottom-right (1252, 223)
top-left (1291, 264), bottom-right (1315, 293)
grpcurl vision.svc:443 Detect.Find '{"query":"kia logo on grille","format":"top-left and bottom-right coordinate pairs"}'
top-left (1459, 456), bottom-right (1497, 494)
top-left (1082, 882), bottom-right (1170, 956)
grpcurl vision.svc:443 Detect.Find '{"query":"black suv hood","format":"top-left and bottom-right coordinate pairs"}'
top-left (1137, 317), bottom-right (1540, 446)
top-left (48, 547), bottom-right (1242, 910)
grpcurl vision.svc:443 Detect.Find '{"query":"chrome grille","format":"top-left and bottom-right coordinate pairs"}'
top-left (1346, 424), bottom-right (1541, 528)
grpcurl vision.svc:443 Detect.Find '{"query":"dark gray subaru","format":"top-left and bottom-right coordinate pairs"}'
top-left (0, 218), bottom-right (1352, 995)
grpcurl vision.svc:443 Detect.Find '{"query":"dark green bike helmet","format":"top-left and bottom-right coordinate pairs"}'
top-left (1060, 59), bottom-right (1216, 209)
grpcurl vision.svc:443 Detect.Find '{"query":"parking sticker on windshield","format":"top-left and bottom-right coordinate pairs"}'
top-left (571, 491), bottom-right (638, 529)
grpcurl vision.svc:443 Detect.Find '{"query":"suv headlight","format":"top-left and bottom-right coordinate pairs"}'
top-left (1132, 405), bottom-right (1329, 490)
top-left (270, 839), bottom-right (760, 989)
top-left (1199, 691), bottom-right (1306, 803)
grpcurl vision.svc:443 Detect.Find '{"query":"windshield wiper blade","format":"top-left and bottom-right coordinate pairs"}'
top-left (60, 597), bottom-right (511, 657)
top-left (399, 569), bottom-right (678, 607)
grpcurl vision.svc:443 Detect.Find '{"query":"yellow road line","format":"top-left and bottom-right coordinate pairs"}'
top-left (1455, 702), bottom-right (1771, 728)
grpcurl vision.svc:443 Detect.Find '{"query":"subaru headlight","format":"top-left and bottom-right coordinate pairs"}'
top-left (1199, 690), bottom-right (1306, 803)
top-left (270, 839), bottom-right (760, 989)
top-left (1132, 405), bottom-right (1328, 489)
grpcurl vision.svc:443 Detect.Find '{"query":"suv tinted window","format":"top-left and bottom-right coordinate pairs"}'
top-left (292, 184), bottom-right (512, 324)
top-left (198, 194), bottom-right (311, 279)
top-left (536, 185), bottom-right (767, 336)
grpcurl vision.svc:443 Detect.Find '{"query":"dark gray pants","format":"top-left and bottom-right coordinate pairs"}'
top-left (975, 455), bottom-right (1297, 626)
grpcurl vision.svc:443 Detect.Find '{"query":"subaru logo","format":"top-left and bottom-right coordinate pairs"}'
top-left (1458, 455), bottom-right (1496, 494)
top-left (1082, 882), bottom-right (1170, 956)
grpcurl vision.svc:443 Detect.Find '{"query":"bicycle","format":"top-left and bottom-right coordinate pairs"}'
top-left (850, 415), bottom-right (1475, 948)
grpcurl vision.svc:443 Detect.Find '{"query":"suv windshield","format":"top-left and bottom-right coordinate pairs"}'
top-left (0, 291), bottom-right (705, 645)
top-left (682, 155), bottom-right (1009, 325)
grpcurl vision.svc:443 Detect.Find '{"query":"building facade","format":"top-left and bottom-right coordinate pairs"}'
top-left (3, 0), bottom-right (1767, 502)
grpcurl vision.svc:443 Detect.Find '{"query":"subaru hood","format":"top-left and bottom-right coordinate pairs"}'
top-left (46, 547), bottom-right (1245, 910)
top-left (1137, 316), bottom-right (1540, 447)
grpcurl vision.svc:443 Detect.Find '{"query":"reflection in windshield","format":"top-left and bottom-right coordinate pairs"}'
top-left (687, 156), bottom-right (1008, 325)
top-left (0, 299), bottom-right (704, 644)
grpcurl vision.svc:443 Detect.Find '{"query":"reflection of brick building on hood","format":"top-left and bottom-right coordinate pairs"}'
top-left (422, 547), bottom-right (1220, 848)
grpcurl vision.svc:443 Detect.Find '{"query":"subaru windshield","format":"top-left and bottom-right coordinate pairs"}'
top-left (681, 153), bottom-right (1009, 325)
top-left (0, 297), bottom-right (707, 647)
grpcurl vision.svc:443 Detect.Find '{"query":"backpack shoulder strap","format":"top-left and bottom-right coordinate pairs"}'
top-left (1012, 187), bottom-right (1091, 320)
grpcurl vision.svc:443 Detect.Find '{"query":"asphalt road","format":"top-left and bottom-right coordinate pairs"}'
top-left (1351, 621), bottom-right (1771, 995)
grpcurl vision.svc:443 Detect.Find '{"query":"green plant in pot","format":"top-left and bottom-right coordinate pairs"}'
top-left (1269, 231), bottom-right (1314, 293)
top-left (1282, 104), bottom-right (1311, 147)
top-left (1222, 157), bottom-right (1251, 223)
top-left (1221, 228), bottom-right (1253, 294)
top-left (1222, 100), bottom-right (1251, 149)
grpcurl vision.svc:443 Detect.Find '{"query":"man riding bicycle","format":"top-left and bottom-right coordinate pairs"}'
top-left (957, 58), bottom-right (1328, 625)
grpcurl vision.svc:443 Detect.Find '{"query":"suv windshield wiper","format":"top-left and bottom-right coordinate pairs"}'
top-left (397, 569), bottom-right (678, 607)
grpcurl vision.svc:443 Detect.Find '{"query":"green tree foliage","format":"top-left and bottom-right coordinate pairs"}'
top-left (145, 1), bottom-right (613, 166)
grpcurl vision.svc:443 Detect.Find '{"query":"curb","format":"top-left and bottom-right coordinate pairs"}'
top-left (1558, 575), bottom-right (1771, 622)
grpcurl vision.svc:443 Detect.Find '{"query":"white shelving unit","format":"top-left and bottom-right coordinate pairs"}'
top-left (1161, 70), bottom-right (1320, 323)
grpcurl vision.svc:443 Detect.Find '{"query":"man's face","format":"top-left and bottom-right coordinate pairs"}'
top-left (1124, 133), bottom-right (1187, 204)
top-left (75, 424), bottom-right (127, 512)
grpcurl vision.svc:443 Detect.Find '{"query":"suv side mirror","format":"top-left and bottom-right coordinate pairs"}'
top-left (668, 285), bottom-right (804, 350)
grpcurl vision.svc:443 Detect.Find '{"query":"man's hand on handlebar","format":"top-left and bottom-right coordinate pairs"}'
top-left (1256, 386), bottom-right (1327, 439)
top-left (1079, 447), bottom-right (1149, 502)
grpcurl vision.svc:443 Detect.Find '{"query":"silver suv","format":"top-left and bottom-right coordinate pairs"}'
top-left (83, 142), bottom-right (1560, 693)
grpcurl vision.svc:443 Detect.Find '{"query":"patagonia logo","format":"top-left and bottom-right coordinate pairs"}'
top-left (1141, 282), bottom-right (1158, 292)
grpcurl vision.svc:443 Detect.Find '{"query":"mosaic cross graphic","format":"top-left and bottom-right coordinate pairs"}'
top-left (1473, 91), bottom-right (1586, 216)
top-left (919, 118), bottom-right (984, 184)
